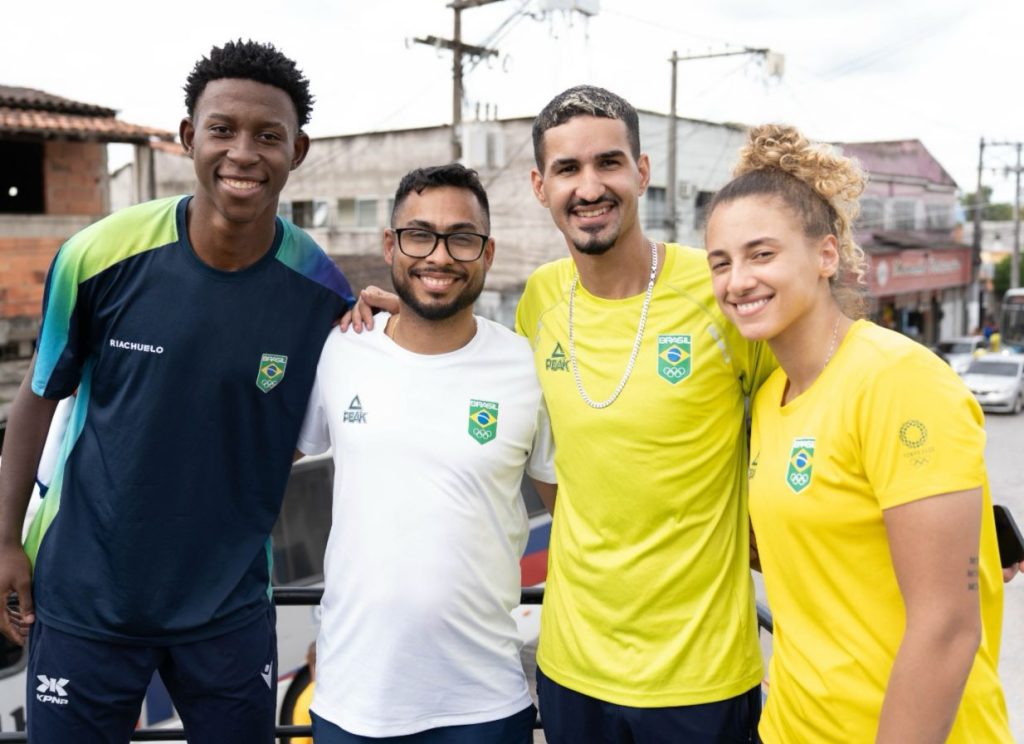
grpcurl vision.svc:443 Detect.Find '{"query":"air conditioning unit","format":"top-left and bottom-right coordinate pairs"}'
top-left (539, 0), bottom-right (599, 16)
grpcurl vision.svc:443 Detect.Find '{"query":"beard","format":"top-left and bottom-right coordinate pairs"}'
top-left (571, 232), bottom-right (617, 255)
top-left (566, 198), bottom-right (620, 255)
top-left (391, 266), bottom-right (484, 321)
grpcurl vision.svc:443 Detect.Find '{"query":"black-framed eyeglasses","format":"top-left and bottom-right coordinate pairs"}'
top-left (392, 227), bottom-right (489, 262)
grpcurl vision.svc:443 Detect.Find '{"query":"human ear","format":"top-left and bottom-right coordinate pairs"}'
top-left (291, 132), bottom-right (311, 170)
top-left (530, 168), bottom-right (549, 208)
top-left (637, 153), bottom-right (651, 195)
top-left (819, 235), bottom-right (840, 278)
top-left (179, 118), bottom-right (195, 158)
top-left (383, 229), bottom-right (396, 266)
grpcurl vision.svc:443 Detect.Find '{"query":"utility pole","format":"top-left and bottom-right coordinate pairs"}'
top-left (986, 139), bottom-right (1024, 295)
top-left (1013, 143), bottom-right (1021, 290)
top-left (666, 48), bottom-right (773, 242)
top-left (414, 0), bottom-right (502, 162)
top-left (973, 137), bottom-right (985, 326)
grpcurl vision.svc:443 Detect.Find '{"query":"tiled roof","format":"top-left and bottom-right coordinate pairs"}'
top-left (0, 107), bottom-right (174, 143)
top-left (860, 229), bottom-right (965, 251)
top-left (150, 139), bottom-right (186, 154)
top-left (839, 140), bottom-right (958, 189)
top-left (0, 85), bottom-right (173, 143)
top-left (0, 85), bottom-right (116, 116)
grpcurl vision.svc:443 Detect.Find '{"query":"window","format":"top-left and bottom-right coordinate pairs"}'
top-left (291, 200), bottom-right (328, 229)
top-left (356, 198), bottom-right (378, 228)
top-left (645, 187), bottom-right (667, 230)
top-left (893, 200), bottom-right (917, 230)
top-left (338, 197), bottom-right (380, 228)
top-left (858, 198), bottom-right (883, 230)
top-left (0, 141), bottom-right (44, 214)
top-left (694, 191), bottom-right (714, 230)
top-left (926, 202), bottom-right (953, 231)
top-left (270, 455), bottom-right (334, 586)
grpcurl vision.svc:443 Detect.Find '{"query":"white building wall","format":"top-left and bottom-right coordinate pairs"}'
top-left (281, 113), bottom-right (748, 297)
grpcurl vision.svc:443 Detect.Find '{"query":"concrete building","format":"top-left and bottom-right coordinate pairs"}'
top-left (277, 112), bottom-right (748, 326)
top-left (840, 139), bottom-right (972, 344)
top-left (101, 119), bottom-right (979, 344)
top-left (0, 85), bottom-right (173, 358)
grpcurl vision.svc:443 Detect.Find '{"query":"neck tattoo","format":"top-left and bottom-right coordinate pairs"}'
top-left (568, 239), bottom-right (658, 409)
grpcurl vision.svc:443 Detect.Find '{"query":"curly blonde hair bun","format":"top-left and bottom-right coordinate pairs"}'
top-left (711, 124), bottom-right (869, 313)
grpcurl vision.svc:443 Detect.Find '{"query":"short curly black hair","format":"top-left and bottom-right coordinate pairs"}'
top-left (392, 164), bottom-right (491, 232)
top-left (183, 39), bottom-right (313, 128)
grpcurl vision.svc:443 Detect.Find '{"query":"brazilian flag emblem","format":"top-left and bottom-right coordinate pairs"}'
top-left (786, 437), bottom-right (816, 493)
top-left (256, 353), bottom-right (288, 393)
top-left (468, 399), bottom-right (499, 445)
top-left (657, 334), bottom-right (691, 384)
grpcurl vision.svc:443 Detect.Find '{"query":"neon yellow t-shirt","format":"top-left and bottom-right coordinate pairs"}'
top-left (750, 320), bottom-right (1011, 743)
top-left (292, 680), bottom-right (314, 744)
top-left (515, 244), bottom-right (774, 706)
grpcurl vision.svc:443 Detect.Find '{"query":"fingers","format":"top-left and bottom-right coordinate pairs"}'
top-left (1003, 562), bottom-right (1020, 584)
top-left (362, 286), bottom-right (400, 314)
top-left (337, 310), bottom-right (353, 333)
top-left (355, 289), bottom-right (377, 331)
top-left (2, 591), bottom-right (32, 646)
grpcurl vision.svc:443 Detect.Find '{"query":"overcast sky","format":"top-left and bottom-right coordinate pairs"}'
top-left (5, 0), bottom-right (1022, 201)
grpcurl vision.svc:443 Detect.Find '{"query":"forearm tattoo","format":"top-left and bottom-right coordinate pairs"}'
top-left (967, 556), bottom-right (979, 591)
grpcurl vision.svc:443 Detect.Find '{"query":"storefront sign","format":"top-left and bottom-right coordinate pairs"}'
top-left (868, 248), bottom-right (970, 296)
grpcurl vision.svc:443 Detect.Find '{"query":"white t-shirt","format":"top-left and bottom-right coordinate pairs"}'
top-left (297, 314), bottom-right (555, 737)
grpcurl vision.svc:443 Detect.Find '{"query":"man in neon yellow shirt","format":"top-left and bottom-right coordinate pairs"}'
top-left (516, 86), bottom-right (773, 742)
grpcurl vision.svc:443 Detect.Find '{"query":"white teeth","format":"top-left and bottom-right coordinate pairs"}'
top-left (735, 298), bottom-right (770, 314)
top-left (419, 275), bottom-right (456, 290)
top-left (223, 178), bottom-right (259, 190)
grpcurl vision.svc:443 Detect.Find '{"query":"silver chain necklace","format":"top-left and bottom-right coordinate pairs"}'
top-left (568, 239), bottom-right (658, 409)
top-left (823, 315), bottom-right (842, 368)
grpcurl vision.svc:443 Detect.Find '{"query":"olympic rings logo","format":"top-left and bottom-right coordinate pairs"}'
top-left (472, 427), bottom-right (495, 440)
top-left (789, 473), bottom-right (810, 486)
top-left (661, 366), bottom-right (687, 379)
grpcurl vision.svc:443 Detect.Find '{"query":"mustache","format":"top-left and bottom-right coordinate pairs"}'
top-left (410, 267), bottom-right (466, 279)
top-left (567, 195), bottom-right (619, 212)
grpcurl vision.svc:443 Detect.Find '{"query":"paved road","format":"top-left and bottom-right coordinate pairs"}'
top-left (523, 409), bottom-right (1024, 743)
top-left (984, 410), bottom-right (1024, 741)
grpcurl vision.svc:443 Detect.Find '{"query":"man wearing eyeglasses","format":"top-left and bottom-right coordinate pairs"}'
top-left (295, 163), bottom-right (555, 744)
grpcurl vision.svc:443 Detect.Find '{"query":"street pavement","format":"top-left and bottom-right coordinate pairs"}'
top-left (522, 408), bottom-right (1024, 743)
top-left (984, 410), bottom-right (1024, 741)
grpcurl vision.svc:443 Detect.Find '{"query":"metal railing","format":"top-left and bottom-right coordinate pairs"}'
top-left (0, 587), bottom-right (773, 742)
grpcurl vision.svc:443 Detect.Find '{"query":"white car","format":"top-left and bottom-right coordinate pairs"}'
top-left (962, 354), bottom-right (1024, 414)
top-left (935, 336), bottom-right (988, 375)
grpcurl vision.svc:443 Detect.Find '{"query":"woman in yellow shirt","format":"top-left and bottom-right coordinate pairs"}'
top-left (703, 124), bottom-right (1013, 743)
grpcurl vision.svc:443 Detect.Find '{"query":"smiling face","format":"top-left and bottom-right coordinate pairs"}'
top-left (705, 195), bottom-right (839, 343)
top-left (180, 77), bottom-right (309, 232)
top-left (384, 186), bottom-right (494, 322)
top-left (531, 116), bottom-right (650, 256)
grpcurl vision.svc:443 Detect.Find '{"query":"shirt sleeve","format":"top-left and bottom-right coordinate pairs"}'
top-left (295, 370), bottom-right (330, 456)
top-left (32, 244), bottom-right (88, 399)
top-left (857, 351), bottom-right (986, 510)
top-left (743, 339), bottom-right (778, 398)
top-left (526, 395), bottom-right (556, 484)
top-left (514, 290), bottom-right (531, 339)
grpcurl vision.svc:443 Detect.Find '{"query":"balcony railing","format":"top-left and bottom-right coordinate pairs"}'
top-left (0, 587), bottom-right (773, 742)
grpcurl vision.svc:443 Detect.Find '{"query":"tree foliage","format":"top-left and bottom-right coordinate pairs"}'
top-left (961, 186), bottom-right (1020, 221)
top-left (994, 254), bottom-right (1024, 296)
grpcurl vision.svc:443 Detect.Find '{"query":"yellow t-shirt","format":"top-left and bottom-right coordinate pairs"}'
top-left (515, 244), bottom-right (775, 706)
top-left (750, 320), bottom-right (1011, 743)
top-left (292, 680), bottom-right (314, 744)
